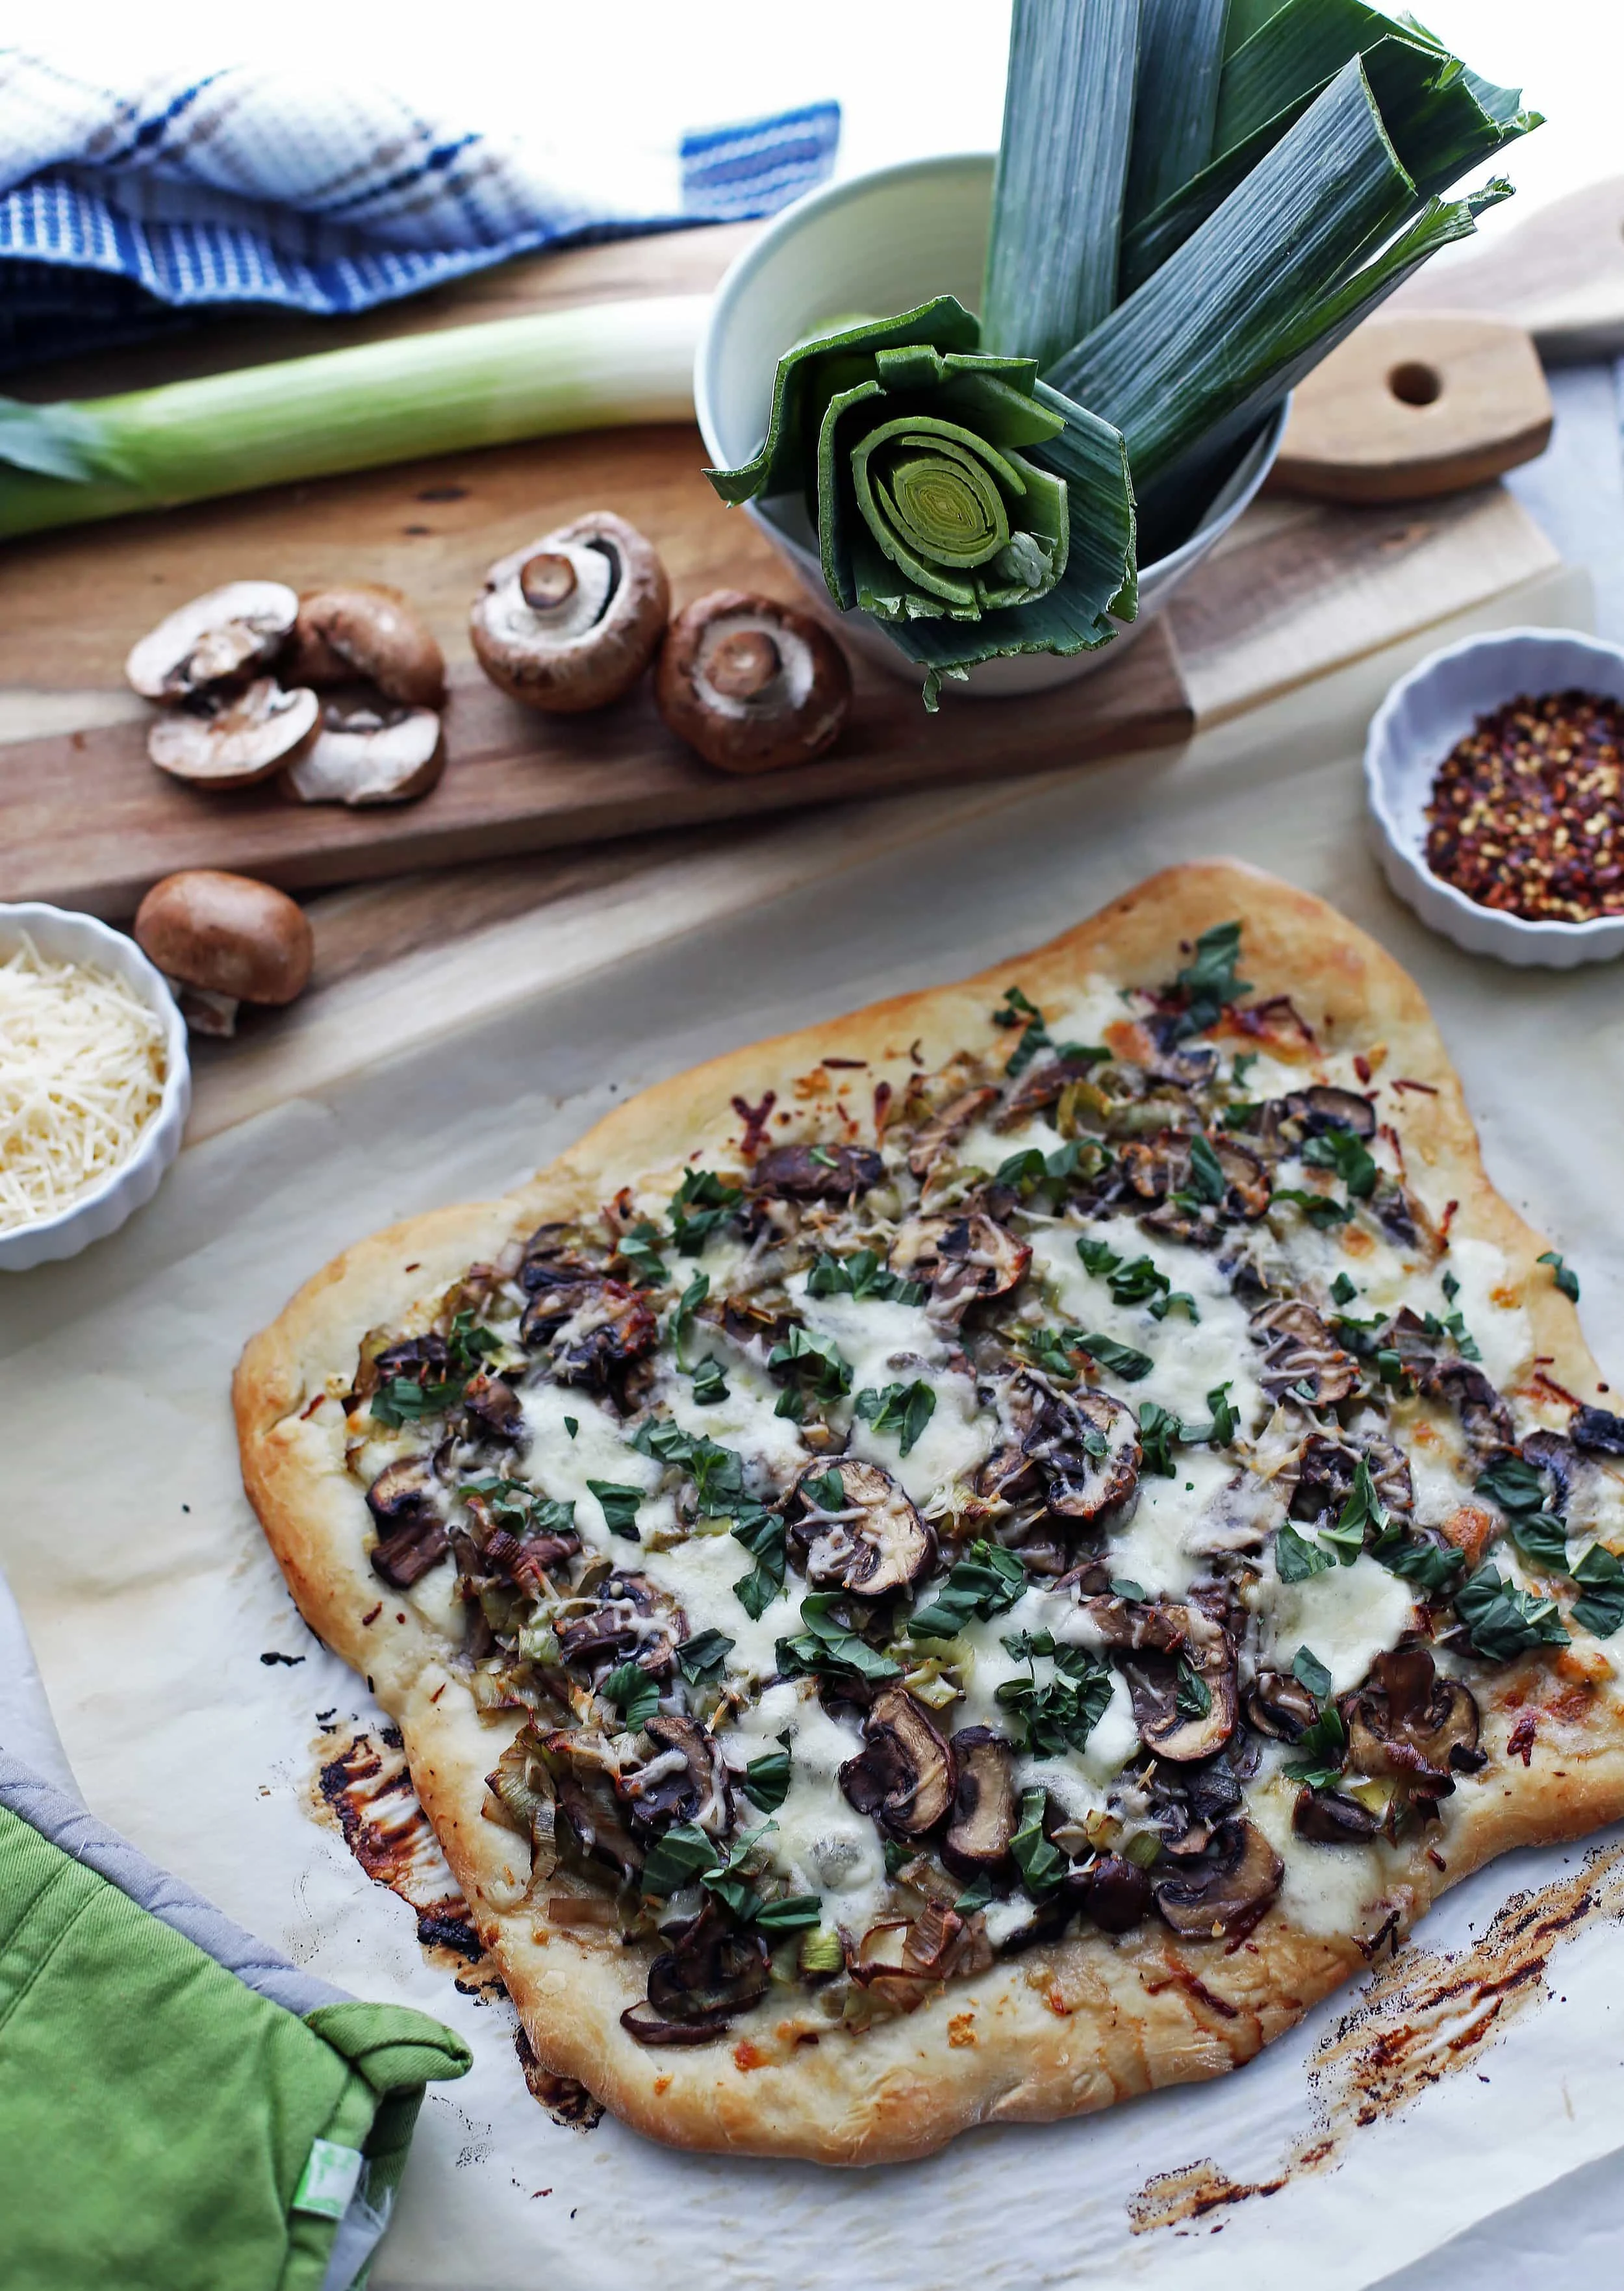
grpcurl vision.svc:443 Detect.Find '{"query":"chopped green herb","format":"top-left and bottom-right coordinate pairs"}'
top-left (1539, 1251), bottom-right (1580, 1304)
top-left (675, 1628), bottom-right (735, 1685)
top-left (669, 1169), bottom-right (743, 1254)
top-left (1477, 1452), bottom-right (1566, 1569)
top-left (1148, 1289), bottom-right (1200, 1323)
top-left (1571, 1545), bottom-right (1624, 1638)
top-left (1273, 1187), bottom-right (1352, 1230)
top-left (1302, 1128), bottom-right (1377, 1198)
top-left (689, 1356), bottom-right (730, 1405)
top-left (752, 1893), bottom-right (823, 1933)
top-left (996, 1644), bottom-right (1113, 1758)
top-left (1023, 1326), bottom-right (1084, 1380)
top-left (1292, 1645), bottom-right (1333, 1700)
top-left (1174, 1660), bottom-right (1212, 1721)
top-left (1330, 1272), bottom-right (1358, 1307)
top-left (804, 1469), bottom-right (847, 1512)
top-left (1275, 1521), bottom-right (1333, 1582)
top-left (1105, 1252), bottom-right (1169, 1306)
top-left (639, 1821), bottom-right (718, 1899)
top-left (1221, 1102), bottom-right (1261, 1130)
top-left (1455, 1565), bottom-right (1570, 1662)
top-left (370, 1374), bottom-right (460, 1428)
top-left (586, 1480), bottom-right (644, 1540)
top-left (673, 1271), bottom-right (709, 1327)
top-left (1076, 1331), bottom-right (1154, 1382)
top-left (1441, 1271), bottom-right (1460, 1303)
top-left (854, 1378), bottom-right (937, 1456)
top-left (1076, 1236), bottom-right (1122, 1278)
top-left (1319, 1457), bottom-right (1388, 1565)
top-left (564, 1417), bottom-right (579, 1439)
top-left (619, 1221), bottom-right (667, 1285)
top-left (768, 1323), bottom-right (852, 1402)
top-left (630, 1421), bottom-right (746, 1514)
top-left (1137, 1399), bottom-right (1184, 1478)
top-left (909, 1540), bottom-right (1027, 1638)
top-left (1167, 920), bottom-right (1249, 1042)
top-left (953, 1874), bottom-right (995, 1915)
top-left (1204, 1382), bottom-right (1237, 1445)
top-left (1284, 1699), bottom-right (1347, 1790)
top-left (1381, 1536), bottom-right (1465, 1595)
top-left (806, 1248), bottom-right (926, 1306)
top-left (1109, 1576), bottom-right (1147, 1601)
top-left (603, 1661), bottom-right (661, 1732)
top-left (730, 1504), bottom-right (787, 1620)
top-left (741, 1747), bottom-right (793, 1814)
top-left (777, 1593), bottom-right (902, 1686)
top-left (1009, 1786), bottom-right (1069, 1894)
top-left (1181, 1132), bottom-right (1227, 1207)
top-left (993, 985), bottom-right (1052, 1077)
top-left (1232, 1052), bottom-right (1259, 1085)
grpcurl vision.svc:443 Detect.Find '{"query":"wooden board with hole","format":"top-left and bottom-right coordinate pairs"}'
top-left (0, 224), bottom-right (1568, 920)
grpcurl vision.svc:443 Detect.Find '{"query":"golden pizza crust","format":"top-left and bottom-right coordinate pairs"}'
top-left (236, 861), bottom-right (1624, 2164)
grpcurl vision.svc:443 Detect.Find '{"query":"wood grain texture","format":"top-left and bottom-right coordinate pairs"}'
top-left (1391, 175), bottom-right (1624, 363)
top-left (1269, 315), bottom-right (1553, 503)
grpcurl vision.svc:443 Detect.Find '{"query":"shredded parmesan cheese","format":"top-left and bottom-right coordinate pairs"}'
top-left (0, 934), bottom-right (167, 1231)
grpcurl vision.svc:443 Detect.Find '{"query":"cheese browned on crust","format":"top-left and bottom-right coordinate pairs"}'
top-left (236, 862), bottom-right (1624, 2164)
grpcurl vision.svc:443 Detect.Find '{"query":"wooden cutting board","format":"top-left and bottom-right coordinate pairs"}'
top-left (0, 219), bottom-right (1569, 932)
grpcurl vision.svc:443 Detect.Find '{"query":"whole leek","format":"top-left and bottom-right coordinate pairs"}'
top-left (0, 296), bottom-right (705, 540)
top-left (709, 0), bottom-right (1540, 704)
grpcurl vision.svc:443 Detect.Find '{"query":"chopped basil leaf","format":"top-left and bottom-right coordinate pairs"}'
top-left (909, 1541), bottom-right (1027, 1638)
top-left (1320, 1457), bottom-right (1388, 1565)
top-left (629, 1421), bottom-right (746, 1513)
top-left (996, 1644), bottom-right (1113, 1758)
top-left (1571, 1544), bottom-right (1624, 1637)
top-left (883, 1840), bottom-right (912, 1878)
top-left (753, 1893), bottom-right (823, 1933)
top-left (1539, 1250), bottom-right (1580, 1304)
top-left (1302, 1128), bottom-right (1377, 1198)
top-left (1167, 920), bottom-right (1249, 1042)
top-left (854, 1378), bottom-right (937, 1456)
top-left (1441, 1271), bottom-right (1460, 1302)
top-left (674, 1271), bottom-right (709, 1326)
top-left (1477, 1453), bottom-right (1566, 1569)
top-left (639, 1821), bottom-right (718, 1898)
top-left (1076, 1332), bottom-right (1154, 1381)
top-left (564, 1416), bottom-right (579, 1439)
top-left (805, 1469), bottom-right (847, 1512)
top-left (730, 1505), bottom-right (787, 1619)
top-left (1182, 1133), bottom-right (1227, 1206)
top-left (619, 1221), bottom-right (667, 1285)
top-left (1221, 1102), bottom-right (1260, 1129)
top-left (670, 1169), bottom-right (743, 1254)
top-left (689, 1356), bottom-right (730, 1405)
top-left (586, 1480), bottom-right (644, 1540)
top-left (1174, 1660), bottom-right (1212, 1720)
top-left (675, 1628), bottom-right (735, 1685)
top-left (996, 1142), bottom-right (1086, 1192)
top-left (1106, 1253), bottom-right (1168, 1306)
top-left (768, 1323), bottom-right (853, 1402)
top-left (777, 1593), bottom-right (902, 1686)
top-left (1330, 1272), bottom-right (1358, 1307)
top-left (1276, 1521), bottom-right (1333, 1582)
top-left (1076, 1236), bottom-right (1121, 1278)
top-left (1138, 1400), bottom-right (1183, 1478)
top-left (993, 985), bottom-right (1052, 1077)
top-left (1149, 1289), bottom-right (1199, 1323)
top-left (1273, 1187), bottom-right (1351, 1230)
top-left (1109, 1576), bottom-right (1147, 1602)
top-left (954, 1874), bottom-right (995, 1915)
top-left (1232, 1051), bottom-right (1259, 1085)
top-left (1009, 1786), bottom-right (1069, 1893)
top-left (370, 1374), bottom-right (460, 1427)
top-left (1454, 1565), bottom-right (1570, 1661)
top-left (806, 1248), bottom-right (925, 1306)
top-left (1204, 1382), bottom-right (1238, 1445)
top-left (1284, 1696), bottom-right (1347, 1789)
top-left (1292, 1645), bottom-right (1333, 1700)
top-left (741, 1747), bottom-right (793, 1813)
top-left (1024, 1326), bottom-right (1084, 1380)
top-left (603, 1661), bottom-right (661, 1731)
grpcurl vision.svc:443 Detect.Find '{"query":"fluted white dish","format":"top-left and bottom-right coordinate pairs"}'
top-left (0, 903), bottom-right (190, 1271)
top-left (695, 151), bottom-right (1288, 697)
top-left (1365, 627), bottom-right (1624, 968)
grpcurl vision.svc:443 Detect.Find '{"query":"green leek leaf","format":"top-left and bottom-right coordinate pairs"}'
top-left (1124, 0), bottom-right (1231, 231)
top-left (982, 0), bottom-right (1143, 368)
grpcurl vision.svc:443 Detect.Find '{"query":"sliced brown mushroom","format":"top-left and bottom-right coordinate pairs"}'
top-left (943, 1727), bottom-right (1017, 1875)
top-left (641, 1900), bottom-right (770, 2026)
top-left (996, 1048), bottom-right (1112, 1129)
top-left (366, 1456), bottom-right (438, 1527)
top-left (148, 676), bottom-right (319, 788)
top-left (471, 511), bottom-right (669, 713)
top-left (555, 1575), bottom-right (682, 1677)
top-left (283, 694), bottom-right (444, 807)
top-left (1343, 1647), bottom-right (1479, 1786)
top-left (839, 1689), bottom-right (956, 1838)
top-left (125, 580), bottom-right (299, 702)
top-left (1293, 1787), bottom-right (1381, 1844)
top-left (283, 583), bottom-right (445, 707)
top-left (1152, 1817), bottom-right (1282, 1938)
top-left (1284, 1085), bottom-right (1377, 1139)
top-left (907, 1084), bottom-right (1001, 1176)
top-left (889, 1211), bottom-right (1031, 1308)
top-left (1243, 1668), bottom-right (1319, 1741)
top-left (655, 590), bottom-right (852, 774)
top-left (1043, 1389), bottom-right (1142, 1524)
top-left (1421, 1360), bottom-right (1516, 1463)
top-left (133, 869), bottom-right (313, 1037)
top-left (750, 1141), bottom-right (884, 1200)
top-left (1250, 1298), bottom-right (1360, 1406)
top-left (1075, 1853), bottom-right (1152, 1932)
top-left (623, 1714), bottom-right (729, 1836)
top-left (461, 1371), bottom-right (524, 1443)
top-left (553, 1763), bottom-right (645, 1887)
top-left (1128, 1610), bottom-right (1237, 1762)
top-left (791, 1459), bottom-right (934, 1599)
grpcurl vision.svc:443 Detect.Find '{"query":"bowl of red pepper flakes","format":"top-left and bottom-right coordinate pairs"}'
top-left (1366, 627), bottom-right (1624, 967)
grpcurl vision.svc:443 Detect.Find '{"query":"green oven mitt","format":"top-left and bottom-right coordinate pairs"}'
top-left (0, 1754), bottom-right (471, 2291)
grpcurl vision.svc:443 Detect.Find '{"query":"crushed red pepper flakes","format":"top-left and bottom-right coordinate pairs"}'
top-left (1425, 689), bottom-right (1624, 922)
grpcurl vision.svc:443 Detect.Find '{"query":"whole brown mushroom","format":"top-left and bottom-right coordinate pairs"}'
top-left (470, 511), bottom-right (668, 713)
top-left (283, 584), bottom-right (446, 709)
top-left (656, 590), bottom-right (852, 774)
top-left (134, 870), bottom-right (313, 1037)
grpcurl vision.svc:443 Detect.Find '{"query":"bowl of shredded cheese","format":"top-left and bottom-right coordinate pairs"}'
top-left (0, 904), bottom-right (190, 1271)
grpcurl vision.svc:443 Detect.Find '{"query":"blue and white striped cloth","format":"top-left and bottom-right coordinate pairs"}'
top-left (0, 51), bottom-right (839, 369)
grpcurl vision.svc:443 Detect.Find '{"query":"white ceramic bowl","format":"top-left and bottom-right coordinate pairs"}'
top-left (1366, 627), bottom-right (1624, 969)
top-left (695, 151), bottom-right (1288, 696)
top-left (0, 904), bottom-right (190, 1271)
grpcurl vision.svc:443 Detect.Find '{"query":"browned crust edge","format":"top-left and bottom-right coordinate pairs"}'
top-left (234, 859), bottom-right (1624, 2164)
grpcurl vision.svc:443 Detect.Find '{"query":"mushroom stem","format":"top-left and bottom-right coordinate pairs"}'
top-left (520, 553), bottom-right (579, 611)
top-left (708, 629), bottom-right (781, 701)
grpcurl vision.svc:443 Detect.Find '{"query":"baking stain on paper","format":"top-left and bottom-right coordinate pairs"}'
top-left (1130, 1841), bottom-right (1624, 2236)
top-left (312, 1722), bottom-right (488, 1973)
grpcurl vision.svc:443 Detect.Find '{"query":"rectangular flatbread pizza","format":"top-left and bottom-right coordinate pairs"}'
top-left (236, 861), bottom-right (1624, 2164)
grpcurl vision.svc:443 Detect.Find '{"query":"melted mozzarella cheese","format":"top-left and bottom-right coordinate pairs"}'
top-left (637, 1526), bottom-right (797, 1680)
top-left (1258, 1551), bottom-right (1417, 1694)
top-left (789, 1276), bottom-right (993, 1504)
top-left (1247, 1771), bottom-right (1388, 1937)
top-left (518, 1384), bottom-right (675, 1543)
top-left (954, 1111), bottom-right (1067, 1174)
top-left (956, 1591), bottom-right (1139, 1794)
top-left (1105, 1450), bottom-right (1235, 1597)
top-left (405, 1558), bottom-right (465, 1638)
top-left (756, 1692), bottom-right (887, 1939)
top-left (664, 1352), bottom-right (808, 1484)
top-left (1027, 1220), bottom-right (1266, 1431)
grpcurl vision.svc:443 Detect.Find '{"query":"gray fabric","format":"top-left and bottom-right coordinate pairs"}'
top-left (0, 1745), bottom-right (351, 2019)
top-left (0, 1569), bottom-right (80, 1800)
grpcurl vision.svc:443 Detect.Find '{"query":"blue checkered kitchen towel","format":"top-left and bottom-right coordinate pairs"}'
top-left (0, 50), bottom-right (840, 371)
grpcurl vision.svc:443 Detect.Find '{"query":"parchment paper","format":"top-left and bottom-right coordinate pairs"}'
top-left (8, 591), bottom-right (1624, 2291)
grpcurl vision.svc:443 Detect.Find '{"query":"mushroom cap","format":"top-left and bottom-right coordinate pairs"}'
top-left (125, 580), bottom-right (299, 702)
top-left (133, 870), bottom-right (313, 1005)
top-left (791, 1458), bottom-right (934, 1600)
top-left (655, 589), bottom-right (852, 776)
top-left (839, 1688), bottom-right (957, 1839)
top-left (283, 694), bottom-right (445, 807)
top-left (148, 678), bottom-right (320, 789)
top-left (943, 1727), bottom-right (1017, 1875)
top-left (470, 510), bottom-right (669, 714)
top-left (285, 584), bottom-right (446, 709)
top-left (889, 1210), bottom-right (1031, 1309)
top-left (1153, 1817), bottom-right (1283, 1938)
